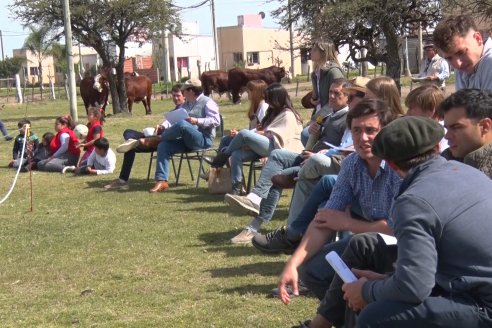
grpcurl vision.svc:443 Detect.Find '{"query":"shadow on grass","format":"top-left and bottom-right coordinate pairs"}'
top-left (206, 261), bottom-right (284, 278)
top-left (214, 283), bottom-right (277, 296)
top-left (198, 230), bottom-right (242, 245)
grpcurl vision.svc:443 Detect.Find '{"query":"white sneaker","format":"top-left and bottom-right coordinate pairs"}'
top-left (104, 179), bottom-right (129, 190)
top-left (62, 166), bottom-right (76, 174)
top-left (116, 139), bottom-right (139, 153)
top-left (231, 229), bottom-right (257, 244)
top-left (224, 194), bottom-right (260, 216)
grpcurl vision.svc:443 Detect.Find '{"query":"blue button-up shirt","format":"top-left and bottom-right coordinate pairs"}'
top-left (324, 152), bottom-right (402, 222)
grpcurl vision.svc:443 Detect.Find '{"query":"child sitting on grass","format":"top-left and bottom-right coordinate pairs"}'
top-left (9, 119), bottom-right (39, 169)
top-left (65, 137), bottom-right (116, 176)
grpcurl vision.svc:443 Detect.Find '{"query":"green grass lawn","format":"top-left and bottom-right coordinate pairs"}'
top-left (0, 96), bottom-right (318, 327)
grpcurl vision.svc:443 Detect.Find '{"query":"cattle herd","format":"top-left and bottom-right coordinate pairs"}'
top-left (80, 65), bottom-right (287, 115)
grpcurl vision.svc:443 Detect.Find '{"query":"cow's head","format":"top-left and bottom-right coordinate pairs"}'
top-left (93, 74), bottom-right (109, 93)
top-left (274, 66), bottom-right (286, 80)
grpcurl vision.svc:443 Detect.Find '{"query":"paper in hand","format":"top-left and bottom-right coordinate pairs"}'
top-left (165, 107), bottom-right (189, 125)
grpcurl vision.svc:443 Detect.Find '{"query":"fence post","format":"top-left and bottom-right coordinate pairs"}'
top-left (15, 74), bottom-right (23, 103)
top-left (49, 77), bottom-right (56, 100)
top-left (295, 79), bottom-right (299, 97)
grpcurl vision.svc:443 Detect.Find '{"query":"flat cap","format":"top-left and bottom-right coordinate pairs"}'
top-left (181, 78), bottom-right (202, 89)
top-left (372, 116), bottom-right (444, 162)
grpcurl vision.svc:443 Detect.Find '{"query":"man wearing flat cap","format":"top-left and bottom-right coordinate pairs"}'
top-left (414, 42), bottom-right (449, 89)
top-left (330, 116), bottom-right (492, 327)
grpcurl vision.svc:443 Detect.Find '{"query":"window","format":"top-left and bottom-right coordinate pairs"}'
top-left (177, 57), bottom-right (189, 69)
top-left (233, 52), bottom-right (243, 64)
top-left (247, 52), bottom-right (260, 65)
top-left (29, 67), bottom-right (39, 76)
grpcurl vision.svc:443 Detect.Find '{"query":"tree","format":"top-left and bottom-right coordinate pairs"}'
top-left (444, 0), bottom-right (492, 26)
top-left (23, 25), bottom-right (55, 90)
top-left (51, 42), bottom-right (68, 75)
top-left (272, 0), bottom-right (442, 89)
top-left (0, 57), bottom-right (24, 78)
top-left (10, 0), bottom-right (179, 114)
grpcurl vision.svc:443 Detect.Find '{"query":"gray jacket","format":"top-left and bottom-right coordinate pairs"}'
top-left (311, 63), bottom-right (344, 115)
top-left (363, 156), bottom-right (492, 308)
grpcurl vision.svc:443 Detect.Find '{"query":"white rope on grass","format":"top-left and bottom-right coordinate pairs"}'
top-left (0, 125), bottom-right (30, 205)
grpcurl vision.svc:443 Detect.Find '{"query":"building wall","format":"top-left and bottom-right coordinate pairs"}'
top-left (13, 48), bottom-right (56, 85)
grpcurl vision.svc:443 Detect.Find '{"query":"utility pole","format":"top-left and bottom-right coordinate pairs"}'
top-left (288, 0), bottom-right (294, 78)
top-left (62, 0), bottom-right (78, 121)
top-left (0, 30), bottom-right (4, 61)
top-left (210, 0), bottom-right (220, 70)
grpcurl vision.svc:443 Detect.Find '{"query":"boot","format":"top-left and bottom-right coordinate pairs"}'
top-left (211, 151), bottom-right (230, 168)
top-left (140, 136), bottom-right (160, 150)
top-left (231, 181), bottom-right (243, 195)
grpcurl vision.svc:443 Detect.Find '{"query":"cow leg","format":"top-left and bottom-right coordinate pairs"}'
top-left (144, 95), bottom-right (152, 115)
top-left (128, 98), bottom-right (134, 114)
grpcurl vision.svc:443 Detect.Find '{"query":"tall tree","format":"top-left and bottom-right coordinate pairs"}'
top-left (10, 0), bottom-right (179, 114)
top-left (272, 0), bottom-right (442, 89)
top-left (23, 25), bottom-right (55, 90)
top-left (0, 57), bottom-right (24, 78)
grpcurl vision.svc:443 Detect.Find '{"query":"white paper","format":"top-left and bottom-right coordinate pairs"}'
top-left (325, 251), bottom-right (358, 283)
top-left (322, 141), bottom-right (355, 152)
top-left (165, 107), bottom-right (189, 125)
top-left (378, 233), bottom-right (398, 245)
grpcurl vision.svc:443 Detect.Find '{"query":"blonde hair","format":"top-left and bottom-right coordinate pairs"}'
top-left (405, 85), bottom-right (445, 120)
top-left (366, 77), bottom-right (404, 116)
top-left (312, 39), bottom-right (340, 69)
top-left (246, 80), bottom-right (268, 120)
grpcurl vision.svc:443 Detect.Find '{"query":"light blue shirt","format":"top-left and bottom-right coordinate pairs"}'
top-left (324, 152), bottom-right (402, 221)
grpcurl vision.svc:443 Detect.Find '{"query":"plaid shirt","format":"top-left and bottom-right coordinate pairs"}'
top-left (325, 152), bottom-right (401, 222)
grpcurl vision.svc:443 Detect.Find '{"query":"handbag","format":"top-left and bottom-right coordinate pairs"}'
top-left (208, 167), bottom-right (232, 194)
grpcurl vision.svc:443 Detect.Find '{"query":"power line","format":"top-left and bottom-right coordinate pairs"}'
top-left (171, 0), bottom-right (209, 10)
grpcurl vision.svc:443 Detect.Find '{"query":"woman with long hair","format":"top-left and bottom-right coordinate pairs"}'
top-left (303, 39), bottom-right (345, 145)
top-left (365, 76), bottom-right (405, 117)
top-left (37, 115), bottom-right (80, 172)
top-left (211, 83), bottom-right (303, 195)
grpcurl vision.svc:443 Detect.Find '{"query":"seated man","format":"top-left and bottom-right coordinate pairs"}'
top-left (302, 116), bottom-right (492, 328)
top-left (224, 78), bottom-right (353, 244)
top-left (105, 84), bottom-right (185, 190)
top-left (268, 99), bottom-right (401, 301)
top-left (440, 88), bottom-right (492, 178)
top-left (150, 78), bottom-right (221, 192)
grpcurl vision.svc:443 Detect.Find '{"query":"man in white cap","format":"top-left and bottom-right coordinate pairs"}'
top-left (149, 78), bottom-right (221, 192)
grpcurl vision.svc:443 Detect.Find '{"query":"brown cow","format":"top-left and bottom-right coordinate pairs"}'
top-left (200, 70), bottom-right (229, 97)
top-left (94, 72), bottom-right (152, 115)
top-left (228, 66), bottom-right (286, 104)
top-left (80, 76), bottom-right (109, 115)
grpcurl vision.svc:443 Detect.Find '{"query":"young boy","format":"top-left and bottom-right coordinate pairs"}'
top-left (65, 137), bottom-right (116, 175)
top-left (9, 119), bottom-right (39, 168)
top-left (405, 84), bottom-right (448, 152)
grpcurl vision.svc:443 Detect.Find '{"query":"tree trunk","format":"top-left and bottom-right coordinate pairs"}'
top-left (116, 43), bottom-right (129, 113)
top-left (101, 58), bottom-right (122, 115)
top-left (382, 22), bottom-right (401, 92)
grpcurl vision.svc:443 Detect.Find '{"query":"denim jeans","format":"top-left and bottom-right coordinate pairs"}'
top-left (301, 125), bottom-right (310, 147)
top-left (0, 120), bottom-right (8, 137)
top-left (288, 175), bottom-right (338, 234)
top-left (224, 129), bottom-right (274, 184)
top-left (298, 153), bottom-right (342, 180)
top-left (155, 121), bottom-right (213, 181)
top-left (218, 135), bottom-right (234, 152)
top-left (119, 129), bottom-right (155, 182)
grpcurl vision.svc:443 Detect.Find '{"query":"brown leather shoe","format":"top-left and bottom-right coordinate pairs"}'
top-left (149, 180), bottom-right (169, 193)
top-left (271, 173), bottom-right (297, 189)
top-left (140, 136), bottom-right (160, 150)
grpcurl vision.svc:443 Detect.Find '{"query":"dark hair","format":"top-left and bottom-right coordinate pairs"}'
top-left (42, 132), bottom-right (54, 143)
top-left (56, 115), bottom-right (77, 129)
top-left (393, 148), bottom-right (440, 171)
top-left (347, 98), bottom-right (398, 129)
top-left (433, 15), bottom-right (477, 53)
top-left (171, 84), bottom-right (183, 93)
top-left (186, 85), bottom-right (203, 96)
top-left (94, 137), bottom-right (110, 151)
top-left (262, 82), bottom-right (302, 127)
top-left (87, 107), bottom-right (104, 125)
top-left (17, 118), bottom-right (31, 128)
top-left (331, 78), bottom-right (352, 92)
top-left (438, 89), bottom-right (492, 121)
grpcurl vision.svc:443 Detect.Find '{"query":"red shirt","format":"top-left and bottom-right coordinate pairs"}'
top-left (85, 120), bottom-right (104, 152)
top-left (51, 127), bottom-right (81, 156)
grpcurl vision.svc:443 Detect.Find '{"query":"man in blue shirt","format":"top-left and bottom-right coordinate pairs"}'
top-left (271, 99), bottom-right (401, 303)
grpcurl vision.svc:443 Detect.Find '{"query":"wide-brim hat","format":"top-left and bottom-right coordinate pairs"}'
top-left (342, 76), bottom-right (371, 94)
top-left (181, 78), bottom-right (202, 89)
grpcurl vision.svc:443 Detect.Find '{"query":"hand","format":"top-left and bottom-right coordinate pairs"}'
top-left (352, 269), bottom-right (388, 281)
top-left (278, 263), bottom-right (299, 305)
top-left (229, 128), bottom-right (238, 137)
top-left (312, 208), bottom-right (351, 231)
top-left (156, 125), bottom-right (164, 135)
top-left (342, 277), bottom-right (368, 312)
top-left (87, 167), bottom-right (97, 175)
top-left (185, 117), bottom-right (198, 125)
top-left (310, 98), bottom-right (320, 106)
top-left (308, 122), bottom-right (320, 135)
top-left (301, 150), bottom-right (313, 160)
top-left (317, 149), bottom-right (329, 155)
top-left (76, 143), bottom-right (85, 149)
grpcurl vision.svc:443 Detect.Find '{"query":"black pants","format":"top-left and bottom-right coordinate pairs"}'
top-left (119, 129), bottom-right (156, 181)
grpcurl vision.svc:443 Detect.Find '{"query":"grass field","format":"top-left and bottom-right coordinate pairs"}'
top-left (0, 96), bottom-right (318, 327)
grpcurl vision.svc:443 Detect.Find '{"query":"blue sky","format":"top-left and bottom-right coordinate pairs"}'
top-left (0, 0), bottom-right (282, 57)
